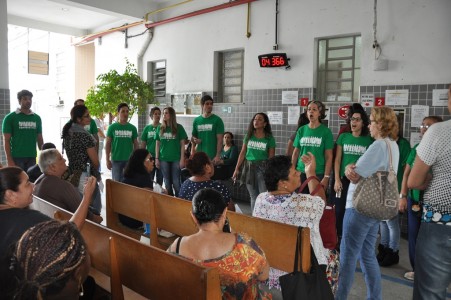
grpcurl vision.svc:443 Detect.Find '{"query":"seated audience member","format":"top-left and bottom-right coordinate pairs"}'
top-left (26, 142), bottom-right (56, 183)
top-left (0, 167), bottom-right (97, 296)
top-left (8, 220), bottom-right (91, 299)
top-left (119, 148), bottom-right (156, 229)
top-left (179, 151), bottom-right (235, 211)
top-left (33, 149), bottom-right (102, 224)
top-left (168, 188), bottom-right (270, 299)
top-left (253, 154), bottom-right (338, 295)
top-left (212, 131), bottom-right (238, 180)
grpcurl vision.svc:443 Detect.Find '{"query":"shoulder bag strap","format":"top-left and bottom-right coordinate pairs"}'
top-left (175, 237), bottom-right (183, 254)
top-left (384, 139), bottom-right (394, 172)
top-left (298, 176), bottom-right (322, 195)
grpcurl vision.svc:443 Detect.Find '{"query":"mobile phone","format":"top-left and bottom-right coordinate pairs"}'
top-left (223, 217), bottom-right (231, 233)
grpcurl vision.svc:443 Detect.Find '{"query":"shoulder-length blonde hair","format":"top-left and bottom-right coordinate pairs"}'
top-left (160, 107), bottom-right (178, 136)
top-left (371, 107), bottom-right (398, 140)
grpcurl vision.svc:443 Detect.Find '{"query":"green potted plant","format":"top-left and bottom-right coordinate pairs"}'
top-left (85, 59), bottom-right (154, 120)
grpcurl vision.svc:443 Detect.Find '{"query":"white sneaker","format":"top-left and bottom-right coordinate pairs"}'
top-left (404, 271), bottom-right (414, 281)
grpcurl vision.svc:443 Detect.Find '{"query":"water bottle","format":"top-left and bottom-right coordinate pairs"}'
top-left (336, 189), bottom-right (342, 198)
top-left (86, 162), bottom-right (91, 178)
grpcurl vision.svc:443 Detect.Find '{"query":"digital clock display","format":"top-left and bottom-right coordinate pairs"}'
top-left (258, 53), bottom-right (289, 68)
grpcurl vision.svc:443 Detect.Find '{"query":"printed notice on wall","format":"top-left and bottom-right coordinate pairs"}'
top-left (268, 111), bottom-right (283, 125)
top-left (282, 91), bottom-right (298, 105)
top-left (385, 90), bottom-right (409, 106)
top-left (360, 94), bottom-right (374, 107)
top-left (410, 105), bottom-right (429, 128)
top-left (288, 106), bottom-right (300, 124)
top-left (432, 89), bottom-right (449, 106)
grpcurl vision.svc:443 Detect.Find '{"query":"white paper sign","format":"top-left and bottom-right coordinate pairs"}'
top-left (360, 94), bottom-right (374, 107)
top-left (385, 90), bottom-right (409, 106)
top-left (410, 105), bottom-right (429, 127)
top-left (432, 89), bottom-right (449, 106)
top-left (282, 91), bottom-right (298, 105)
top-left (327, 94), bottom-right (337, 102)
top-left (287, 106), bottom-right (301, 125)
top-left (410, 132), bottom-right (421, 147)
top-left (267, 111), bottom-right (283, 125)
top-left (337, 96), bottom-right (351, 102)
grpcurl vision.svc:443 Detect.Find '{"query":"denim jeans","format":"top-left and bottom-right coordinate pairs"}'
top-left (332, 176), bottom-right (351, 238)
top-left (78, 171), bottom-right (102, 215)
top-left (160, 160), bottom-right (181, 197)
top-left (379, 213), bottom-right (400, 251)
top-left (13, 157), bottom-right (36, 171)
top-left (246, 165), bottom-right (266, 212)
top-left (112, 160), bottom-right (127, 182)
top-left (413, 222), bottom-right (451, 300)
top-left (336, 208), bottom-right (381, 300)
top-left (150, 166), bottom-right (164, 186)
top-left (407, 197), bottom-right (421, 270)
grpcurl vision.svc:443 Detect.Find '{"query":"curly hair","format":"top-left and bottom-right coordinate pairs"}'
top-left (17, 90), bottom-right (33, 101)
top-left (307, 100), bottom-right (327, 120)
top-left (123, 148), bottom-right (151, 178)
top-left (348, 104), bottom-right (370, 136)
top-left (371, 107), bottom-right (398, 140)
top-left (0, 167), bottom-right (23, 204)
top-left (264, 155), bottom-right (292, 192)
top-left (149, 107), bottom-right (161, 119)
top-left (192, 188), bottom-right (226, 225)
top-left (245, 113), bottom-right (273, 140)
top-left (186, 152), bottom-right (211, 176)
top-left (11, 220), bottom-right (88, 299)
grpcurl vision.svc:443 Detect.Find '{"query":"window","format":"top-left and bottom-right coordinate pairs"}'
top-left (149, 60), bottom-right (166, 101)
top-left (317, 35), bottom-right (361, 102)
top-left (216, 49), bottom-right (244, 103)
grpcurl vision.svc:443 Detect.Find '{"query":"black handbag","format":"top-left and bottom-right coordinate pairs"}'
top-left (279, 227), bottom-right (334, 300)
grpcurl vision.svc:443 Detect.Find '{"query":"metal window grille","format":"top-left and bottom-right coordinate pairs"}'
top-left (218, 49), bottom-right (244, 103)
top-left (151, 60), bottom-right (166, 100)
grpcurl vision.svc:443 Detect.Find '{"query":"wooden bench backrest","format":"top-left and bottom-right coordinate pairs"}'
top-left (105, 180), bottom-right (153, 240)
top-left (54, 209), bottom-right (221, 300)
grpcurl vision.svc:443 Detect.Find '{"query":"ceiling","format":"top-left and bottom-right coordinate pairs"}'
top-left (6, 0), bottom-right (169, 37)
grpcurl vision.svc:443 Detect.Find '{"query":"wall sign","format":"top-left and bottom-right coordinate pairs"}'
top-left (258, 53), bottom-right (289, 67)
top-left (375, 97), bottom-right (385, 106)
top-left (338, 105), bottom-right (350, 119)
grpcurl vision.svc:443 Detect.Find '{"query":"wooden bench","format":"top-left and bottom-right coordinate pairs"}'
top-left (106, 179), bottom-right (311, 274)
top-left (32, 196), bottom-right (222, 299)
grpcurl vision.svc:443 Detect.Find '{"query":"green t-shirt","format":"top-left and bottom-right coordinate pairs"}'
top-left (2, 111), bottom-right (42, 157)
top-left (192, 114), bottom-right (225, 159)
top-left (141, 124), bottom-right (159, 156)
top-left (406, 144), bottom-right (420, 201)
top-left (244, 135), bottom-right (276, 161)
top-left (336, 133), bottom-right (373, 177)
top-left (293, 124), bottom-right (334, 174)
top-left (397, 137), bottom-right (411, 190)
top-left (156, 124), bottom-right (188, 162)
top-left (87, 119), bottom-right (98, 135)
top-left (106, 122), bottom-right (138, 161)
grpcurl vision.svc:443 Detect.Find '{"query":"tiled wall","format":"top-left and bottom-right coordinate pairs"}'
top-left (0, 88), bottom-right (10, 164)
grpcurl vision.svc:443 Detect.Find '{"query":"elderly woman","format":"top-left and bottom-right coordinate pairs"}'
top-left (168, 188), bottom-right (270, 299)
top-left (336, 107), bottom-right (400, 300)
top-left (179, 151), bottom-right (234, 211)
top-left (253, 154), bottom-right (338, 296)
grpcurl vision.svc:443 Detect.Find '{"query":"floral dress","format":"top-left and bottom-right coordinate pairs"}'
top-left (253, 192), bottom-right (339, 294)
top-left (172, 233), bottom-right (272, 300)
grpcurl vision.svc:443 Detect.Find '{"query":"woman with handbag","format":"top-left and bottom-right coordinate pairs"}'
top-left (336, 107), bottom-right (400, 300)
top-left (253, 154), bottom-right (338, 297)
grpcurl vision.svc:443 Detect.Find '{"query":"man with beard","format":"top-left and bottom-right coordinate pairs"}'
top-left (2, 90), bottom-right (43, 170)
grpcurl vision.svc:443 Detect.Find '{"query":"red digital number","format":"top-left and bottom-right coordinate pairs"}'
top-left (261, 58), bottom-right (270, 67)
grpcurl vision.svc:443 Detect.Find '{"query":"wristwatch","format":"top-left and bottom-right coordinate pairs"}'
top-left (399, 193), bottom-right (407, 199)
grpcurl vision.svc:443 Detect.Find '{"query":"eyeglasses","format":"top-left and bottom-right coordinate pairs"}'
top-left (419, 125), bottom-right (429, 129)
top-left (82, 114), bottom-right (90, 119)
top-left (146, 157), bottom-right (155, 162)
top-left (350, 117), bottom-right (362, 122)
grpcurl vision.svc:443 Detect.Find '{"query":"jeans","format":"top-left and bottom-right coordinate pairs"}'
top-left (407, 197), bottom-right (421, 270)
top-left (379, 213), bottom-right (400, 251)
top-left (246, 165), bottom-right (266, 212)
top-left (336, 208), bottom-right (381, 300)
top-left (332, 176), bottom-right (351, 238)
top-left (78, 171), bottom-right (102, 215)
top-left (413, 222), bottom-right (451, 300)
top-left (112, 160), bottom-right (127, 182)
top-left (13, 157), bottom-right (36, 171)
top-left (160, 160), bottom-right (181, 197)
top-left (150, 166), bottom-right (164, 186)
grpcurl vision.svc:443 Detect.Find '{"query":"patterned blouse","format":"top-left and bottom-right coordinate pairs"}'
top-left (253, 192), bottom-right (328, 290)
top-left (179, 179), bottom-right (232, 204)
top-left (171, 233), bottom-right (271, 300)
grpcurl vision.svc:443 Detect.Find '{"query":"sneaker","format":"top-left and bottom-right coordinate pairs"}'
top-left (158, 229), bottom-right (175, 238)
top-left (404, 271), bottom-right (414, 281)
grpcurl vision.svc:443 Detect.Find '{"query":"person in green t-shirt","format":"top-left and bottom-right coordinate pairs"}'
top-left (233, 113), bottom-right (276, 212)
top-left (334, 108), bottom-right (372, 240)
top-left (141, 107), bottom-right (163, 185)
top-left (155, 107), bottom-right (188, 197)
top-left (292, 100), bottom-right (333, 193)
top-left (2, 89), bottom-right (44, 171)
top-left (191, 95), bottom-right (225, 163)
top-left (105, 103), bottom-right (139, 182)
top-left (398, 115), bottom-right (443, 281)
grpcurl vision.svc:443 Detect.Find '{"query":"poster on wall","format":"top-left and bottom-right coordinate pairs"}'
top-left (360, 94), bottom-right (374, 107)
top-left (410, 105), bottom-right (429, 128)
top-left (432, 89), bottom-right (449, 106)
top-left (385, 90), bottom-right (409, 106)
top-left (288, 106), bottom-right (300, 124)
top-left (267, 111), bottom-right (283, 125)
top-left (282, 91), bottom-right (298, 104)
